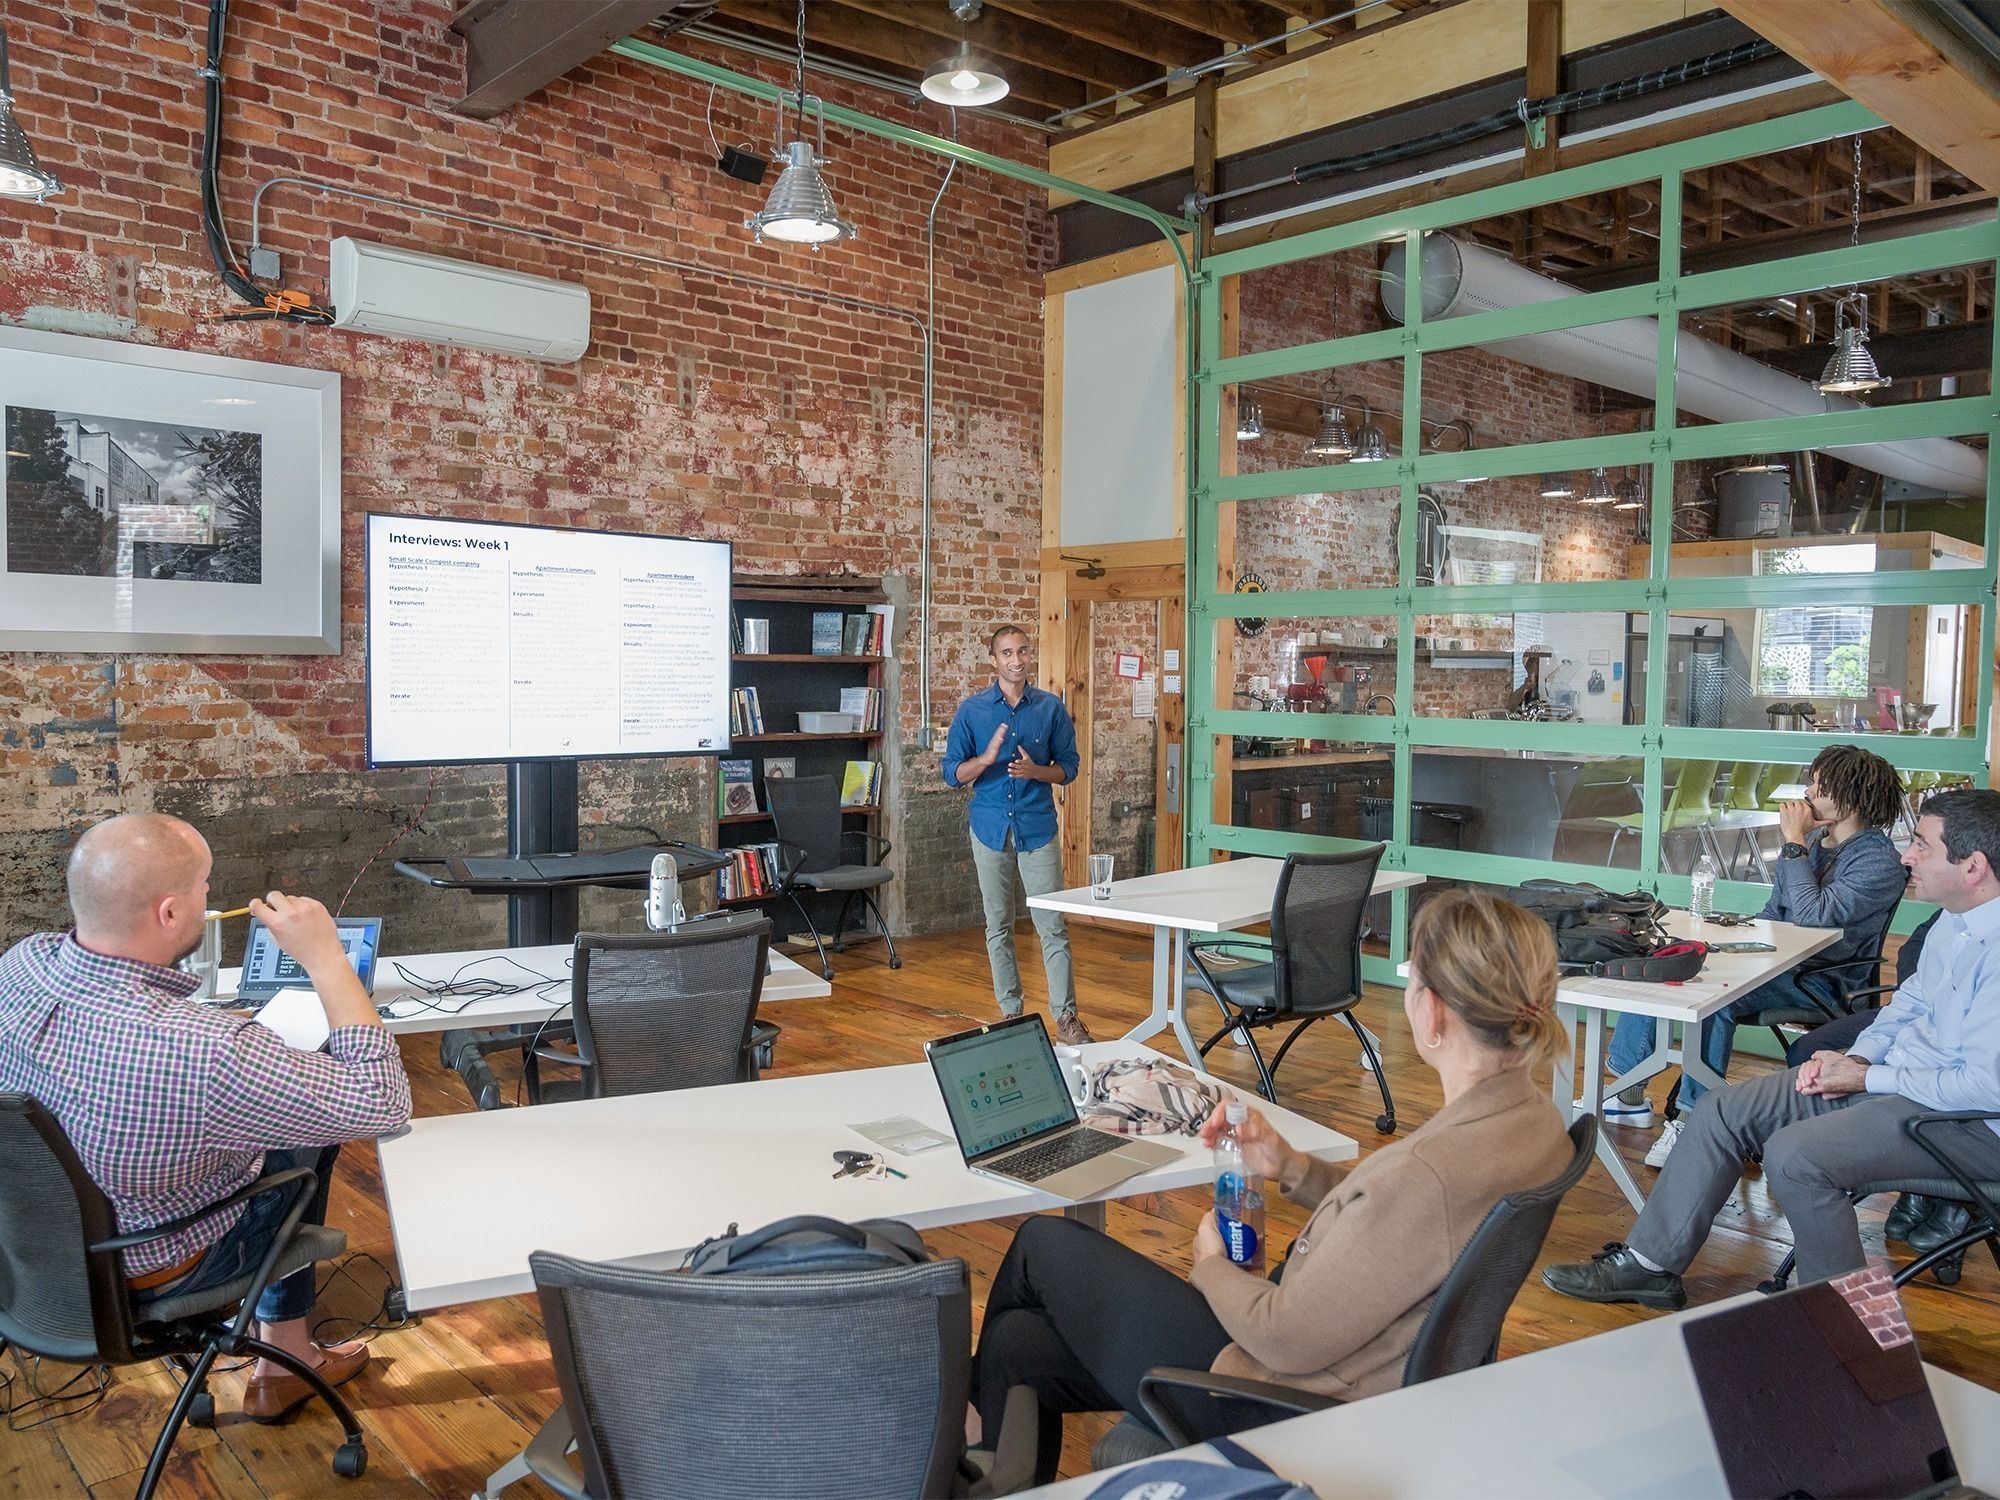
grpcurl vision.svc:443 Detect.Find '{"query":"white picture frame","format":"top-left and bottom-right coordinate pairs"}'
top-left (0, 325), bottom-right (340, 653)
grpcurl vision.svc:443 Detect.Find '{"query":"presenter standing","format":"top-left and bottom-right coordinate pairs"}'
top-left (942, 624), bottom-right (1093, 1045)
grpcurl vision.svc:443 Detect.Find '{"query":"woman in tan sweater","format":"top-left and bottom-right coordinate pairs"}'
top-left (970, 888), bottom-right (1573, 1481)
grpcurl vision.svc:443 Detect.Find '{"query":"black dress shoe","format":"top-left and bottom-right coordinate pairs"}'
top-left (1541, 1243), bottom-right (1688, 1310)
top-left (1884, 1193), bottom-right (1935, 1243)
top-left (1907, 1201), bottom-right (1976, 1255)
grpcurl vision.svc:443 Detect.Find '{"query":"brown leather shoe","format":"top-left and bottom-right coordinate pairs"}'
top-left (241, 1341), bottom-right (369, 1425)
top-left (1054, 1013), bottom-right (1094, 1047)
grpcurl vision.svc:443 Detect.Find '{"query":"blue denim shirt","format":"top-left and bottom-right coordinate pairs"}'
top-left (941, 682), bottom-right (1079, 853)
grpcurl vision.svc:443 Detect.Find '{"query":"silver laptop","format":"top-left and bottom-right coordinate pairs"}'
top-left (925, 1014), bottom-right (1179, 1199)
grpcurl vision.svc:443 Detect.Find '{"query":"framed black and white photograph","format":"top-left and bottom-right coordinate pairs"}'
top-left (0, 326), bottom-right (339, 653)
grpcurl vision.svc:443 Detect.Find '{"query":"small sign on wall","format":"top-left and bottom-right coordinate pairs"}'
top-left (1132, 673), bottom-right (1156, 718)
top-left (1116, 652), bottom-right (1143, 680)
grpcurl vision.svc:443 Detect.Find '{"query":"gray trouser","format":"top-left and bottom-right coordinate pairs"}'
top-left (1628, 1063), bottom-right (2000, 1283)
top-left (971, 830), bottom-right (1077, 1019)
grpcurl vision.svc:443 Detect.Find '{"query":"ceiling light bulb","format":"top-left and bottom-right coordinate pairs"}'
top-left (1306, 405), bottom-right (1353, 460)
top-left (1351, 422), bottom-right (1388, 463)
top-left (1816, 324), bottom-right (1891, 394)
top-left (921, 51), bottom-right (1009, 106)
top-left (1580, 466), bottom-right (1616, 504)
top-left (1236, 398), bottom-right (1263, 442)
top-left (1539, 472), bottom-right (1575, 499)
top-left (748, 140), bottom-right (856, 246)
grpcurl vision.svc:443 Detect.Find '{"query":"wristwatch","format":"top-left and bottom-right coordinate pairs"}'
top-left (1780, 840), bottom-right (1809, 860)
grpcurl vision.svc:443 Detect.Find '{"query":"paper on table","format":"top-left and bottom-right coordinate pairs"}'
top-left (1567, 976), bottom-right (1729, 1005)
top-left (252, 987), bottom-right (331, 1052)
top-left (849, 1114), bottom-right (954, 1155)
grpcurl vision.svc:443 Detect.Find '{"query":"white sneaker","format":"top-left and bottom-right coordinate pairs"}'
top-left (1576, 1091), bottom-right (1653, 1129)
top-left (1644, 1118), bottom-right (1685, 1168)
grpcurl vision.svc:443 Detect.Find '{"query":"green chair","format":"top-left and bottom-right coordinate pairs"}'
top-left (1602, 760), bottom-right (1721, 875)
top-left (1553, 758), bottom-right (1644, 868)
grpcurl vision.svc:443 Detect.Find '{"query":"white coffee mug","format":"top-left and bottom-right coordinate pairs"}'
top-left (1052, 1044), bottom-right (1090, 1105)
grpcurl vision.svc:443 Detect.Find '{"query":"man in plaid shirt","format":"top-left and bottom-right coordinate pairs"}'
top-left (0, 813), bottom-right (411, 1423)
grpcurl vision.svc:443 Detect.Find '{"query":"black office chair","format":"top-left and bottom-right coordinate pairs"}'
top-left (1094, 1115), bottom-right (1598, 1464)
top-left (1184, 847), bottom-right (1394, 1127)
top-left (766, 773), bottom-right (901, 981)
top-left (1746, 898), bottom-right (1903, 1056)
top-left (517, 1249), bottom-right (1038, 1499)
top-left (1759, 1109), bottom-right (2000, 1292)
top-left (526, 918), bottom-right (775, 1105)
top-left (0, 1094), bottom-right (365, 1499)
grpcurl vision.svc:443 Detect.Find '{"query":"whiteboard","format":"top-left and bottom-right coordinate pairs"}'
top-left (1059, 266), bottom-right (1177, 546)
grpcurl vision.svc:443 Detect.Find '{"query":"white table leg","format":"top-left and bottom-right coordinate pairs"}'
top-left (1603, 1017), bottom-right (1675, 1100)
top-left (1168, 928), bottom-right (1208, 1073)
top-left (477, 1452), bottom-right (531, 1500)
top-left (1579, 1008), bottom-right (1646, 1211)
top-left (1064, 1200), bottom-right (1107, 1231)
top-left (1551, 1000), bottom-right (1579, 1117)
top-left (1122, 926), bottom-right (1172, 1047)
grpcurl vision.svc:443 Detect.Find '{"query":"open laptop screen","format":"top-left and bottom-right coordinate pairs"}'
top-left (1682, 1266), bottom-right (1958, 1499)
top-left (927, 1015), bottom-right (1079, 1160)
top-left (238, 917), bottom-right (382, 1000)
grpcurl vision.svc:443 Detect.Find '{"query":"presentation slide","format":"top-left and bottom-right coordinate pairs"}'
top-left (365, 515), bottom-right (732, 766)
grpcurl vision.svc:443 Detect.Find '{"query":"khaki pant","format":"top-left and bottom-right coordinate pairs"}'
top-left (971, 830), bottom-right (1077, 1020)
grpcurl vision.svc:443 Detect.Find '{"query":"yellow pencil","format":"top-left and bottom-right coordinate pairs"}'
top-left (205, 906), bottom-right (252, 922)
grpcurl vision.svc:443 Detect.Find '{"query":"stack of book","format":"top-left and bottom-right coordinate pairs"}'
top-left (840, 612), bottom-right (886, 656)
top-left (838, 685), bottom-right (884, 732)
top-left (716, 842), bottom-right (784, 900)
top-left (840, 759), bottom-right (883, 807)
top-left (730, 685), bottom-right (765, 736)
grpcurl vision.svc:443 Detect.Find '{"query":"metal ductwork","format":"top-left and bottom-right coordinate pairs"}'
top-left (1382, 234), bottom-right (1986, 496)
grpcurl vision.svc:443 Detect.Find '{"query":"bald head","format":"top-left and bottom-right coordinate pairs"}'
top-left (68, 814), bottom-right (211, 958)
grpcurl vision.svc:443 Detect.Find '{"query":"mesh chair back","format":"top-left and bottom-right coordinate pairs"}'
top-left (766, 775), bottom-right (847, 877)
top-left (1269, 846), bottom-right (1385, 1016)
top-left (571, 920), bottom-right (771, 1098)
top-left (531, 1250), bottom-right (971, 1500)
top-left (1402, 1114), bottom-right (1596, 1385)
top-left (0, 1094), bottom-right (136, 1364)
top-left (1841, 897), bottom-right (1901, 994)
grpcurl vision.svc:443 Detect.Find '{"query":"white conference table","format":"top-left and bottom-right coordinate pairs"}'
top-left (1023, 1292), bottom-right (2000, 1498)
top-left (214, 939), bottom-right (831, 1036)
top-left (376, 1040), bottom-right (1356, 1312)
top-left (1027, 859), bottom-right (1426, 1070)
top-left (1554, 910), bottom-right (1838, 1209)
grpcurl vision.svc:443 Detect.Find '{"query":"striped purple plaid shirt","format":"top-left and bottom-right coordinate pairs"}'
top-left (0, 931), bottom-right (411, 1275)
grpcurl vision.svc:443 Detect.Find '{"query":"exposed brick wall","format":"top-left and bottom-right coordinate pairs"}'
top-left (0, 1), bottom-right (1055, 946)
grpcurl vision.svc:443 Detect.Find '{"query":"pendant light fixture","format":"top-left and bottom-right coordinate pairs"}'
top-left (747, 0), bottom-right (856, 246)
top-left (1539, 472), bottom-right (1575, 499)
top-left (920, 3), bottom-right (1008, 108)
top-left (1306, 386), bottom-right (1353, 461)
top-left (1350, 402), bottom-right (1389, 463)
top-left (1814, 135), bottom-right (1890, 395)
top-left (1580, 466), bottom-right (1617, 504)
top-left (0, 27), bottom-right (60, 203)
top-left (1235, 396), bottom-right (1264, 442)
top-left (1612, 476), bottom-right (1646, 511)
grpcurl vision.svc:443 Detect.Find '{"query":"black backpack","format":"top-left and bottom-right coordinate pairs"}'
top-left (1507, 879), bottom-right (1670, 971)
top-left (684, 1215), bottom-right (932, 1276)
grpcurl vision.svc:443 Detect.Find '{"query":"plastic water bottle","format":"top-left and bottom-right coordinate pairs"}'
top-left (1690, 853), bottom-right (1717, 920)
top-left (1213, 1100), bottom-right (1266, 1271)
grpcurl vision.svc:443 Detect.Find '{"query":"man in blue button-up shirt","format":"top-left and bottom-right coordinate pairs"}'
top-left (942, 624), bottom-right (1091, 1045)
top-left (1544, 786), bottom-right (2000, 1306)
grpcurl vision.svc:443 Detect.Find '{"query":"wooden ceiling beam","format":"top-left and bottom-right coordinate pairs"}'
top-left (1722, 0), bottom-right (2000, 190)
top-left (450, 0), bottom-right (675, 119)
top-left (983, 0), bottom-right (1217, 68)
top-left (711, 0), bottom-right (1089, 112)
top-left (1119, 0), bottom-right (1282, 49)
top-left (827, 0), bottom-right (1160, 93)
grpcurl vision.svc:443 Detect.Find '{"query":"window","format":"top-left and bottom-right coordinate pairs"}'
top-left (1754, 544), bottom-right (1876, 698)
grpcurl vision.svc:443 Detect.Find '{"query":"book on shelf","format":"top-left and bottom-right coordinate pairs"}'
top-left (840, 759), bottom-right (882, 808)
top-left (730, 606), bottom-right (743, 653)
top-left (762, 756), bottom-right (797, 782)
top-left (715, 842), bottom-right (784, 901)
top-left (838, 685), bottom-right (884, 732)
top-left (840, 613), bottom-right (870, 656)
top-left (719, 758), bottom-right (757, 816)
top-left (811, 611), bottom-right (844, 655)
top-left (729, 685), bottom-right (765, 737)
top-left (866, 602), bottom-right (892, 655)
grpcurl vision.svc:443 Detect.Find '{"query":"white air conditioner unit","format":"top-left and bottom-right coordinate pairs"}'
top-left (328, 237), bottom-right (590, 363)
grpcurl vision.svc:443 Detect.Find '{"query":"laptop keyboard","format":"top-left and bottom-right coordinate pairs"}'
top-left (996, 1127), bottom-right (1127, 1182)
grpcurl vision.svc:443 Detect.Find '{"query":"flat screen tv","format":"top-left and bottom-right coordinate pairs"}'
top-left (365, 513), bottom-right (732, 767)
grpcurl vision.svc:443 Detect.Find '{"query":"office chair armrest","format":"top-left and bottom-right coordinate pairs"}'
top-left (530, 1044), bottom-right (586, 1067)
top-left (843, 829), bottom-right (894, 864)
top-left (1840, 983), bottom-right (1899, 1005)
top-left (962, 1384), bottom-right (1041, 1498)
top-left (1137, 1367), bottom-right (1338, 1449)
top-left (91, 1166), bottom-right (317, 1254)
top-left (771, 836), bottom-right (810, 884)
top-left (521, 1405), bottom-right (591, 1500)
top-left (1903, 1111), bottom-right (2000, 1238)
top-left (1185, 937), bottom-right (1273, 958)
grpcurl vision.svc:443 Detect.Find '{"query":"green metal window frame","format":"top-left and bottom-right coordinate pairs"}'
top-left (1186, 99), bottom-right (2000, 985)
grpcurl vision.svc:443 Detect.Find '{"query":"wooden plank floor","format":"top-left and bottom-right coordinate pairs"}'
top-left (6, 920), bottom-right (1998, 1497)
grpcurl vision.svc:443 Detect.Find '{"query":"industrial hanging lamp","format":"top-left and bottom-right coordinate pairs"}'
top-left (1350, 403), bottom-right (1389, 463)
top-left (1305, 387), bottom-right (1354, 461)
top-left (0, 26), bottom-right (60, 203)
top-left (920, 2), bottom-right (1009, 108)
top-left (1580, 466), bottom-right (1617, 504)
top-left (748, 0), bottom-right (856, 246)
top-left (1236, 396), bottom-right (1264, 442)
top-left (1612, 476), bottom-right (1646, 511)
top-left (1539, 472), bottom-right (1575, 499)
top-left (1815, 135), bottom-right (1890, 395)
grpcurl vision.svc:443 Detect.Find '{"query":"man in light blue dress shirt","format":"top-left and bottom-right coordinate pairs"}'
top-left (1543, 787), bottom-right (2000, 1306)
top-left (942, 624), bottom-right (1091, 1046)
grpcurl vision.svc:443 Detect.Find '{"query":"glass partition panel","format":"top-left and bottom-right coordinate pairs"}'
top-left (1414, 472), bottom-right (1643, 585)
top-left (1413, 610), bottom-right (1645, 723)
top-left (1218, 733), bottom-right (1396, 843)
top-left (1410, 748), bottom-right (1643, 869)
top-left (1223, 359), bottom-right (1408, 478)
top-left (1662, 604), bottom-right (1983, 733)
top-left (1229, 243), bottom-right (1395, 359)
top-left (1220, 613), bottom-right (1399, 715)
top-left (1660, 756), bottom-right (1793, 880)
top-left (1230, 484), bottom-right (1401, 593)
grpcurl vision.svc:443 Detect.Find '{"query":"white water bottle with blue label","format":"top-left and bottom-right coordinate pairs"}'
top-left (1690, 853), bottom-right (1717, 920)
top-left (1213, 1100), bottom-right (1265, 1271)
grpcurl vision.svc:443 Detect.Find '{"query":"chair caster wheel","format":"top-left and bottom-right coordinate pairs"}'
top-left (820, 967), bottom-right (834, 981)
top-left (1756, 1277), bottom-right (1788, 1295)
top-left (889, 956), bottom-right (902, 969)
top-left (1374, 1114), bottom-right (1396, 1135)
top-left (1933, 1257), bottom-right (1963, 1286)
top-left (332, 1441), bottom-right (368, 1479)
top-left (189, 1391), bottom-right (215, 1428)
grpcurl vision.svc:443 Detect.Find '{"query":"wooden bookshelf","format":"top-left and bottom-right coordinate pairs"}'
top-left (733, 653), bottom-right (886, 664)
top-left (731, 731), bottom-right (884, 743)
top-left (720, 804), bottom-right (879, 826)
